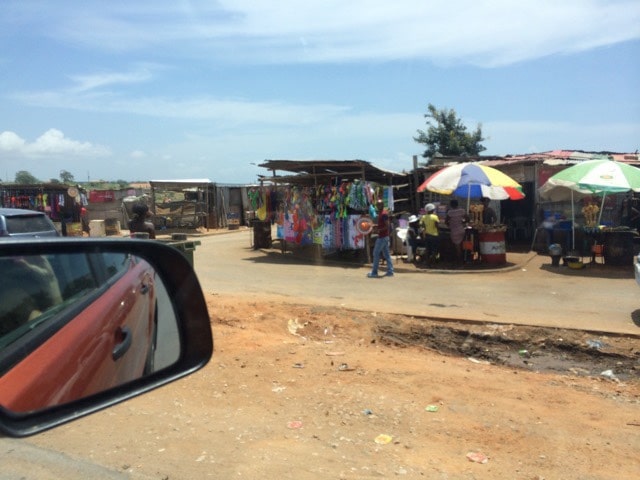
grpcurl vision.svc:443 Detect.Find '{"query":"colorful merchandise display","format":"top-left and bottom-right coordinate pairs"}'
top-left (251, 180), bottom-right (388, 252)
top-left (0, 186), bottom-right (88, 223)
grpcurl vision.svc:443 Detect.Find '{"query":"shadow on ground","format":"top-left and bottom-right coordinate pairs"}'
top-left (242, 247), bottom-right (365, 269)
top-left (539, 262), bottom-right (634, 279)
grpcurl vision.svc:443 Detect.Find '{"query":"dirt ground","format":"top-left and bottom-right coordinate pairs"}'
top-left (30, 292), bottom-right (640, 480)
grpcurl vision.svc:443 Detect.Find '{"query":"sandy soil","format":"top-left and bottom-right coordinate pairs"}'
top-left (29, 293), bottom-right (640, 480)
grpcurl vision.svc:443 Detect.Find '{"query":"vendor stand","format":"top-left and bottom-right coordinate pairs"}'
top-left (434, 202), bottom-right (507, 266)
top-left (468, 203), bottom-right (507, 265)
top-left (536, 197), bottom-right (640, 265)
top-left (538, 158), bottom-right (640, 264)
top-left (0, 183), bottom-right (88, 235)
top-left (579, 199), bottom-right (638, 265)
top-left (254, 160), bottom-right (407, 262)
top-left (149, 179), bottom-right (216, 229)
top-left (417, 161), bottom-right (525, 267)
top-left (602, 228), bottom-right (636, 265)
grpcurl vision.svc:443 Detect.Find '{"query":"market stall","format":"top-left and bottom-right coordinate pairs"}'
top-left (538, 159), bottom-right (640, 265)
top-left (248, 181), bottom-right (389, 255)
top-left (468, 203), bottom-right (508, 264)
top-left (0, 183), bottom-right (88, 235)
top-left (149, 179), bottom-right (216, 229)
top-left (254, 160), bottom-right (406, 260)
top-left (417, 162), bottom-right (524, 266)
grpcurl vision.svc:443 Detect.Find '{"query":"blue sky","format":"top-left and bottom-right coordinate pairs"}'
top-left (1, 1), bottom-right (639, 184)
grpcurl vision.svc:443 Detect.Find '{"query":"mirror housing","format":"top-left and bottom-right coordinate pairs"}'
top-left (0, 238), bottom-right (213, 437)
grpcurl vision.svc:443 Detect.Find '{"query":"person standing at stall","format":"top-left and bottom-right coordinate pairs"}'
top-left (481, 197), bottom-right (497, 225)
top-left (420, 203), bottom-right (440, 265)
top-left (404, 215), bottom-right (420, 263)
top-left (129, 203), bottom-right (156, 239)
top-left (446, 199), bottom-right (468, 266)
top-left (80, 207), bottom-right (90, 235)
top-left (367, 199), bottom-right (394, 278)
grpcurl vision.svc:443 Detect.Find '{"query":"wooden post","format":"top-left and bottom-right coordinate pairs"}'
top-left (412, 155), bottom-right (420, 213)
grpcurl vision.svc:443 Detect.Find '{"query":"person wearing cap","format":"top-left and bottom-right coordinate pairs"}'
top-left (420, 203), bottom-right (440, 265)
top-left (367, 199), bottom-right (394, 278)
top-left (404, 214), bottom-right (421, 262)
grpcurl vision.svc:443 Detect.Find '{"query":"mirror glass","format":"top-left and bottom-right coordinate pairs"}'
top-left (0, 251), bottom-right (180, 414)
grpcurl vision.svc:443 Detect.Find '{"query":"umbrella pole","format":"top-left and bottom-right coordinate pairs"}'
top-left (597, 193), bottom-right (606, 226)
top-left (571, 190), bottom-right (575, 251)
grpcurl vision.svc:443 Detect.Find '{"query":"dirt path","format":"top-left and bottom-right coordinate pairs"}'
top-left (29, 294), bottom-right (640, 479)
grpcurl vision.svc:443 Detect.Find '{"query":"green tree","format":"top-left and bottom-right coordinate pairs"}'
top-left (414, 104), bottom-right (486, 162)
top-left (15, 170), bottom-right (41, 184)
top-left (60, 169), bottom-right (75, 184)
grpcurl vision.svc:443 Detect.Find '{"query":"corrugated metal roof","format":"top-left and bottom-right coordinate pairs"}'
top-left (257, 159), bottom-right (406, 184)
top-left (149, 179), bottom-right (213, 191)
top-left (150, 179), bottom-right (212, 184)
top-left (481, 150), bottom-right (640, 167)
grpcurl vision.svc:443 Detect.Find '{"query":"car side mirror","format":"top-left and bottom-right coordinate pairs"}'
top-left (0, 239), bottom-right (213, 437)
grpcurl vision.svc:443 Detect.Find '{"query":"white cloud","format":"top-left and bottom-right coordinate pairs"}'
top-left (12, 88), bottom-right (350, 126)
top-left (0, 131), bottom-right (26, 151)
top-left (11, 0), bottom-right (638, 67)
top-left (130, 150), bottom-right (147, 158)
top-left (0, 129), bottom-right (110, 158)
top-left (69, 67), bottom-right (154, 93)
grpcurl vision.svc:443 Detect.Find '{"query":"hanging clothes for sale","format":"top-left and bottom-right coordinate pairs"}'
top-left (0, 184), bottom-right (75, 222)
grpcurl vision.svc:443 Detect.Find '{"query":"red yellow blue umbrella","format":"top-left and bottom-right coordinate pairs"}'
top-left (417, 162), bottom-right (525, 200)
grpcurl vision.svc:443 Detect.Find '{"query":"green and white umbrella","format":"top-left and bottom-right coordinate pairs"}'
top-left (543, 159), bottom-right (640, 195)
top-left (539, 159), bottom-right (640, 249)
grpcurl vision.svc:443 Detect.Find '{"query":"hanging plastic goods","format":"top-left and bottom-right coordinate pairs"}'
top-left (247, 188), bottom-right (260, 211)
top-left (347, 181), bottom-right (368, 211)
top-left (319, 185), bottom-right (332, 211)
top-left (265, 189), bottom-right (273, 218)
top-left (256, 202), bottom-right (267, 221)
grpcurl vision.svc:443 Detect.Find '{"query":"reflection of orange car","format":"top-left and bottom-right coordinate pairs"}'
top-left (0, 252), bottom-right (156, 413)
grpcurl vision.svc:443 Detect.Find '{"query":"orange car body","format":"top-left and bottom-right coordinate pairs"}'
top-left (0, 258), bottom-right (156, 413)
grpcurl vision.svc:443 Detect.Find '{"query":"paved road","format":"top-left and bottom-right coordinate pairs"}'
top-left (193, 229), bottom-right (640, 336)
top-left (153, 274), bottom-right (180, 370)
